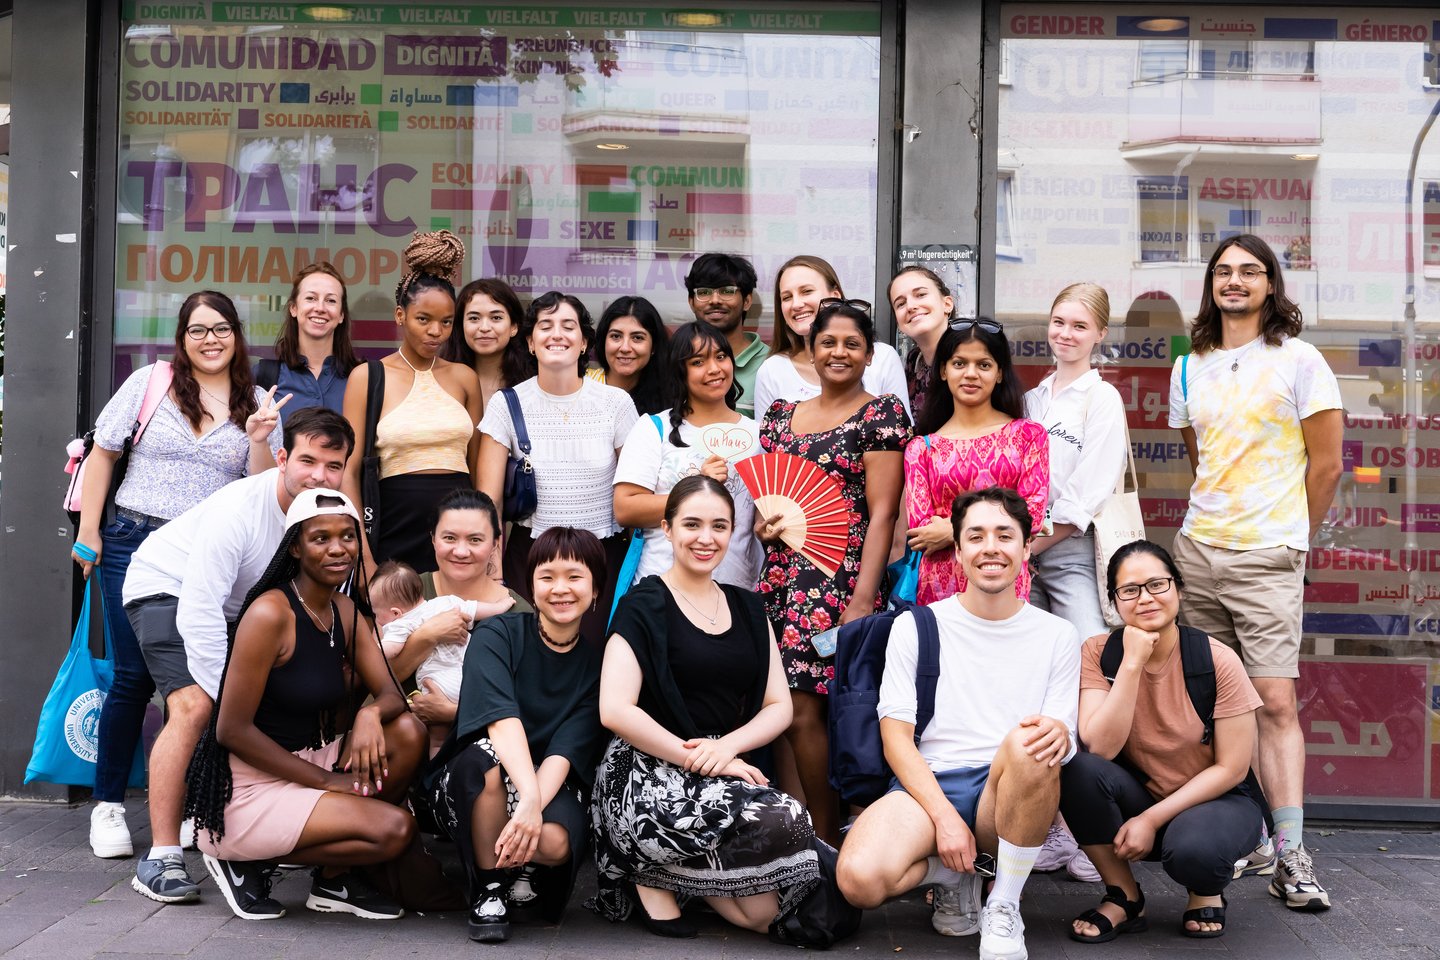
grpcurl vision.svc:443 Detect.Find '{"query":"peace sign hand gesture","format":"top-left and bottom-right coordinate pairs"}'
top-left (245, 385), bottom-right (292, 443)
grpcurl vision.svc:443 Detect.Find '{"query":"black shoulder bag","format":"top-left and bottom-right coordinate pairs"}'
top-left (360, 360), bottom-right (385, 540)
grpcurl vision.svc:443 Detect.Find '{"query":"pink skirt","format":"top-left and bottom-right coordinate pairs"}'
top-left (198, 739), bottom-right (342, 862)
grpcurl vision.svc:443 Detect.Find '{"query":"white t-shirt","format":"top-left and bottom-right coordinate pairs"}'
top-left (751, 343), bottom-right (912, 421)
top-left (122, 469), bottom-right (287, 699)
top-left (379, 595), bottom-right (482, 703)
top-left (479, 377), bottom-right (639, 537)
top-left (1023, 369), bottom-right (1129, 532)
top-left (878, 597), bottom-right (1080, 771)
top-left (1168, 336), bottom-right (1341, 551)
top-left (612, 410), bottom-right (763, 588)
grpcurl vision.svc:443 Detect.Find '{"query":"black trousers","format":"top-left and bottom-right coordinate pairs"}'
top-left (1059, 751), bottom-right (1264, 896)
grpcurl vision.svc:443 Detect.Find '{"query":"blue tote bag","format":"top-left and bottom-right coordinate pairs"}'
top-left (25, 577), bottom-right (146, 787)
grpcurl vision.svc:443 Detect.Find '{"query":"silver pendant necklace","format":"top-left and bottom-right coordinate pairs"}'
top-left (292, 580), bottom-right (336, 648)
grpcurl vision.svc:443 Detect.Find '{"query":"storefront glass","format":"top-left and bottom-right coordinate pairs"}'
top-left (998, 4), bottom-right (1440, 807)
top-left (113, 2), bottom-right (882, 380)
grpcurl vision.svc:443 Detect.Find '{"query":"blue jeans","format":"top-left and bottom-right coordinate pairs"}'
top-left (94, 513), bottom-right (162, 802)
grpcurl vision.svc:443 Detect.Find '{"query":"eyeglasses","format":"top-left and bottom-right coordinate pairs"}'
top-left (949, 319), bottom-right (1004, 335)
top-left (693, 285), bottom-right (740, 299)
top-left (185, 323), bottom-right (235, 341)
top-left (1113, 577), bottom-right (1175, 602)
top-left (818, 297), bottom-right (872, 315)
top-left (1212, 265), bottom-right (1268, 283)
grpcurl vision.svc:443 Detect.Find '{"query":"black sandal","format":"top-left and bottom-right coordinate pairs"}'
top-left (1069, 884), bottom-right (1147, 944)
top-left (1181, 894), bottom-right (1227, 938)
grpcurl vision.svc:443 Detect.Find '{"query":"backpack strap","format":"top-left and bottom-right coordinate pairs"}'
top-left (1177, 625), bottom-right (1217, 746)
top-left (131, 360), bottom-right (173, 446)
top-left (650, 413), bottom-right (664, 439)
top-left (254, 358), bottom-right (280, 392)
top-left (1098, 626), bottom-right (1126, 683)
top-left (363, 360), bottom-right (385, 461)
top-left (501, 387), bottom-right (531, 456)
top-left (1180, 353), bottom-right (1189, 403)
top-left (912, 604), bottom-right (941, 743)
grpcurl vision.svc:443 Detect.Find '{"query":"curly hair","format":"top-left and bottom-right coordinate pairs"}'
top-left (395, 230), bottom-right (466, 307)
top-left (184, 513), bottom-right (391, 845)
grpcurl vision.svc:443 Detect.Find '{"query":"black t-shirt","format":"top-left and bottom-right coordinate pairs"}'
top-left (664, 590), bottom-right (766, 737)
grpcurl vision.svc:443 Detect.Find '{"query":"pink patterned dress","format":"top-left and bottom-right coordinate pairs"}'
top-left (904, 419), bottom-right (1049, 604)
top-left (758, 395), bottom-right (912, 694)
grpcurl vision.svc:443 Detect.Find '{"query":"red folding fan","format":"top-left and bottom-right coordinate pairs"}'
top-left (735, 452), bottom-right (849, 578)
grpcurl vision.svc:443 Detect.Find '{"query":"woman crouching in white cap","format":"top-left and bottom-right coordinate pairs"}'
top-left (184, 488), bottom-right (427, 921)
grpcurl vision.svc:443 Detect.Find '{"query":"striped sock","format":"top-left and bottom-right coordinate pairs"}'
top-left (989, 837), bottom-right (1041, 907)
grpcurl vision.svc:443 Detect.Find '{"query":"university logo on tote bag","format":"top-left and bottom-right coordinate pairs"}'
top-left (25, 578), bottom-right (146, 787)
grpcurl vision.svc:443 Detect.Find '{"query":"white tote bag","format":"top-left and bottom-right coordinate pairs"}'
top-left (1092, 423), bottom-right (1145, 627)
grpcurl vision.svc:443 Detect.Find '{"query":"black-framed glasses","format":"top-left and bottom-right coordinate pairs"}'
top-left (185, 323), bottom-right (235, 341)
top-left (693, 285), bottom-right (740, 298)
top-left (1113, 577), bottom-right (1175, 602)
top-left (1211, 265), bottom-right (1268, 283)
top-left (818, 297), bottom-right (872, 315)
top-left (949, 318), bottom-right (1003, 335)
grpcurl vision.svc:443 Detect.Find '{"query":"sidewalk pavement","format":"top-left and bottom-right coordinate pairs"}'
top-left (1, 799), bottom-right (1437, 959)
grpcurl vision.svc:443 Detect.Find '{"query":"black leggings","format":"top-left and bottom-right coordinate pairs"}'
top-left (1060, 751), bottom-right (1264, 896)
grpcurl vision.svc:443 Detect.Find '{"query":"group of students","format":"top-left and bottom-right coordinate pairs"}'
top-left (70, 230), bottom-right (1341, 959)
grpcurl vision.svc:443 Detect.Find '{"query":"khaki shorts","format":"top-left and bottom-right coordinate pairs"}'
top-left (1172, 532), bottom-right (1305, 679)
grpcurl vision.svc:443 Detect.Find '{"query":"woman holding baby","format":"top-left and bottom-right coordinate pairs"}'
top-left (374, 489), bottom-right (531, 747)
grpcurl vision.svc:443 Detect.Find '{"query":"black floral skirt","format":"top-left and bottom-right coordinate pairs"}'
top-left (589, 736), bottom-right (819, 921)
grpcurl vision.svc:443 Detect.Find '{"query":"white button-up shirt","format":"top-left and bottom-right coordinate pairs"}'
top-left (1023, 369), bottom-right (1129, 534)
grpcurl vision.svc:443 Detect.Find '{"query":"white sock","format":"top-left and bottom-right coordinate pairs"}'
top-left (990, 837), bottom-right (1041, 907)
top-left (146, 845), bottom-right (182, 860)
top-left (921, 855), bottom-right (963, 888)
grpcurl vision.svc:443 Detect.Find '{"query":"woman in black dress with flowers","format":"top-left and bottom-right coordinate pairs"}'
top-left (755, 299), bottom-right (910, 845)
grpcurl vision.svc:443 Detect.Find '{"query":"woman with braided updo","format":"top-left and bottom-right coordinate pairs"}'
top-left (185, 489), bottom-right (426, 922)
top-left (343, 230), bottom-right (483, 574)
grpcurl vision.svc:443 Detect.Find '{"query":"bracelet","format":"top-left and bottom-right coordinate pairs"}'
top-left (73, 542), bottom-right (98, 563)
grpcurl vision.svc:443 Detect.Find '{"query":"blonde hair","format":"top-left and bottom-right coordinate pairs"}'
top-left (1050, 282), bottom-right (1110, 333)
top-left (370, 560), bottom-right (423, 611)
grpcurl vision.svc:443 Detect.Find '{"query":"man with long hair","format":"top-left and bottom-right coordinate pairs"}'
top-left (1167, 234), bottom-right (1342, 911)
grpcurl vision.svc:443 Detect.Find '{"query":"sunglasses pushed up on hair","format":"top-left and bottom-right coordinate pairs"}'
top-left (949, 318), bottom-right (1004, 335)
top-left (818, 297), bottom-right (872, 316)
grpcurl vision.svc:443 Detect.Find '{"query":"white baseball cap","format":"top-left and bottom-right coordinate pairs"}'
top-left (284, 488), bottom-right (360, 530)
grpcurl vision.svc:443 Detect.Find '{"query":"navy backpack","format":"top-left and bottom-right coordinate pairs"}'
top-left (828, 601), bottom-right (940, 808)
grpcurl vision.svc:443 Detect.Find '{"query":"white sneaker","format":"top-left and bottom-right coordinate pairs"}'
top-left (979, 900), bottom-right (1028, 960)
top-left (930, 871), bottom-right (983, 936)
top-left (90, 802), bottom-right (133, 859)
top-left (180, 818), bottom-right (197, 851)
top-left (1033, 824), bottom-right (1077, 872)
top-left (1065, 848), bottom-right (1102, 883)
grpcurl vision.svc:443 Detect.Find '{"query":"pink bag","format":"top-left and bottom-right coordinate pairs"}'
top-left (64, 361), bottom-right (173, 518)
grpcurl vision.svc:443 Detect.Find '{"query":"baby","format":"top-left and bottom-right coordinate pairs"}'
top-left (370, 561), bottom-right (514, 755)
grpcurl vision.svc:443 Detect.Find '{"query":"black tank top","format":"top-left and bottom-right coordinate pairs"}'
top-left (253, 584), bottom-right (348, 752)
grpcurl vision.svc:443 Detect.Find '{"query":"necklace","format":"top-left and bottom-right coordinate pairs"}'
top-left (397, 346), bottom-right (436, 374)
top-left (291, 580), bottom-right (336, 648)
top-left (669, 578), bottom-right (722, 626)
top-left (540, 383), bottom-right (582, 423)
top-left (537, 618), bottom-right (579, 650)
top-left (1224, 336), bottom-right (1264, 372)
top-left (197, 382), bottom-right (229, 408)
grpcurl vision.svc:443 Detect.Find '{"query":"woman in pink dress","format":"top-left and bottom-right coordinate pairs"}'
top-left (904, 319), bottom-right (1048, 604)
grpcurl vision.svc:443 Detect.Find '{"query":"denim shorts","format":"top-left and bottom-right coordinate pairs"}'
top-left (888, 764), bottom-right (991, 829)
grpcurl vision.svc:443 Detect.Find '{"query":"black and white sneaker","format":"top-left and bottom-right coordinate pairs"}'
top-left (306, 869), bottom-right (404, 920)
top-left (507, 865), bottom-right (539, 921)
top-left (469, 882), bottom-right (511, 942)
top-left (202, 854), bottom-right (285, 920)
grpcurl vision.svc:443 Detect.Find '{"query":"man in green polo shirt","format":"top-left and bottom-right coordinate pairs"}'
top-left (685, 252), bottom-right (768, 418)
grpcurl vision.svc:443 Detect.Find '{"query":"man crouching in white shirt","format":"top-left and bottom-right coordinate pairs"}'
top-left (837, 486), bottom-right (1080, 960)
top-left (121, 407), bottom-right (353, 905)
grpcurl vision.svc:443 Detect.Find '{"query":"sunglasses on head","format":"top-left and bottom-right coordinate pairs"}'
top-left (818, 297), bottom-right (872, 316)
top-left (949, 319), bottom-right (1004, 335)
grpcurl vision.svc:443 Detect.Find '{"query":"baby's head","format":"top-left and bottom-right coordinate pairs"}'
top-left (370, 560), bottom-right (424, 629)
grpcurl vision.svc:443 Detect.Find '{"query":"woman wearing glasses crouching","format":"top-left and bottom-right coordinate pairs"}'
top-left (1061, 540), bottom-right (1267, 943)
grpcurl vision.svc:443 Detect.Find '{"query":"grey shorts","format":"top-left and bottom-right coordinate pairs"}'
top-left (126, 594), bottom-right (195, 698)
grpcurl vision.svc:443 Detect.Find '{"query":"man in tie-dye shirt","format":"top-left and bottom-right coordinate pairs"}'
top-left (1168, 234), bottom-right (1342, 913)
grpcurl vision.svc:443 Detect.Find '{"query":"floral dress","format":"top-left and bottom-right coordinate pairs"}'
top-left (904, 418), bottom-right (1049, 605)
top-left (758, 394), bottom-right (912, 694)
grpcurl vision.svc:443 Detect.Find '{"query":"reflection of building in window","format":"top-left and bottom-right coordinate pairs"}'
top-left (1425, 180), bottom-right (1440, 277)
top-left (1136, 175), bottom-right (1188, 263)
top-left (1137, 39), bottom-right (1314, 80)
top-left (1134, 168), bottom-right (1313, 265)
top-left (996, 170), bottom-right (1017, 258)
top-left (1422, 42), bottom-right (1439, 87)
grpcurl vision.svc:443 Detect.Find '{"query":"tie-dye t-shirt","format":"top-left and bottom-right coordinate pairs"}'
top-left (1168, 336), bottom-right (1341, 552)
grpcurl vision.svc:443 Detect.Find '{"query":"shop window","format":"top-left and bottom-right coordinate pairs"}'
top-left (996, 170), bottom-right (1018, 258)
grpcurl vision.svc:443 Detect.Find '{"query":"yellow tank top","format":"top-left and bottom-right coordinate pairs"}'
top-left (374, 366), bottom-right (473, 478)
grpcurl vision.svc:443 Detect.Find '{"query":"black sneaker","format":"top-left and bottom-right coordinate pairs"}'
top-left (202, 854), bottom-right (285, 920)
top-left (469, 882), bottom-right (512, 942)
top-left (306, 869), bottom-right (404, 920)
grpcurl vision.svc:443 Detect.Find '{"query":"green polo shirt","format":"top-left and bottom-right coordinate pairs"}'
top-left (732, 332), bottom-right (768, 418)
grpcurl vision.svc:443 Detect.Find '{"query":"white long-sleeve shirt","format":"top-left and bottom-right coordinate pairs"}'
top-left (122, 469), bottom-right (287, 699)
top-left (1023, 369), bottom-right (1129, 533)
top-left (751, 342), bottom-right (912, 422)
top-left (878, 597), bottom-right (1080, 770)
